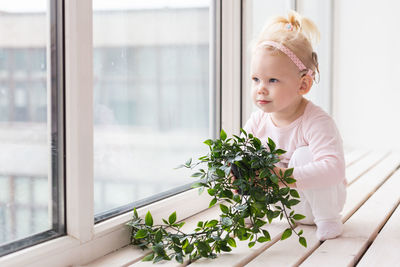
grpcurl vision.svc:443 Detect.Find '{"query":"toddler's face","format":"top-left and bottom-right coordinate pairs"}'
top-left (250, 48), bottom-right (304, 115)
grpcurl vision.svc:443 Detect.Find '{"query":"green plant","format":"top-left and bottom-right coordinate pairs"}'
top-left (127, 129), bottom-right (307, 264)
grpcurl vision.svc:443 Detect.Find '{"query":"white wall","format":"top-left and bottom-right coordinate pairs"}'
top-left (333, 0), bottom-right (400, 150)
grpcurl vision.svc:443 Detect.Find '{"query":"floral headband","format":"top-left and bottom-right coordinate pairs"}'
top-left (258, 40), bottom-right (314, 78)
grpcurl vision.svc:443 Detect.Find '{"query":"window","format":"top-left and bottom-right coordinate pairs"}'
top-left (1, 0), bottom-right (224, 264)
top-left (92, 0), bottom-right (214, 221)
top-left (0, 0), bottom-right (64, 256)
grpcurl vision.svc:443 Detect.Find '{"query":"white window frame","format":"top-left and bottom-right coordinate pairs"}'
top-left (0, 0), bottom-right (244, 266)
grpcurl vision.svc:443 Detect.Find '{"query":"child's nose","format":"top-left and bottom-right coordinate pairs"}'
top-left (257, 83), bottom-right (268, 94)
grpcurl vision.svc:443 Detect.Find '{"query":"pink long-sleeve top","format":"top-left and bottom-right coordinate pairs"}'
top-left (243, 100), bottom-right (346, 190)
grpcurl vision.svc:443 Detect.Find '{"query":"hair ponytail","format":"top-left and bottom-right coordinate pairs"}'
top-left (253, 10), bottom-right (321, 81)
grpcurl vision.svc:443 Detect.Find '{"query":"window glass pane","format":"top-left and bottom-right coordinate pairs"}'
top-left (0, 0), bottom-right (61, 254)
top-left (93, 0), bottom-right (212, 217)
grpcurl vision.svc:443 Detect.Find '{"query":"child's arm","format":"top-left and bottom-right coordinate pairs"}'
top-left (293, 115), bottom-right (345, 190)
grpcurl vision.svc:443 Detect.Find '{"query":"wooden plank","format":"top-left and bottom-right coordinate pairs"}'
top-left (342, 153), bottom-right (400, 222)
top-left (244, 153), bottom-right (400, 267)
top-left (345, 150), bottom-right (388, 185)
top-left (299, 169), bottom-right (400, 266)
top-left (344, 149), bottom-right (368, 167)
top-left (357, 202), bottom-right (400, 266)
top-left (83, 246), bottom-right (145, 267)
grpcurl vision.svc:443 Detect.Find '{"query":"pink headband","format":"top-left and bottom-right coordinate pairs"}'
top-left (259, 40), bottom-right (314, 77)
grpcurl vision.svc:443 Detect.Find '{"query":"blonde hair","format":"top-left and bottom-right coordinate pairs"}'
top-left (252, 10), bottom-right (320, 80)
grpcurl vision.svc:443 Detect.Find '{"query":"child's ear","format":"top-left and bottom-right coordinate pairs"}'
top-left (298, 75), bottom-right (313, 95)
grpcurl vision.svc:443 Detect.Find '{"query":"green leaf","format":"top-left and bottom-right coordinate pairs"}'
top-left (185, 158), bottom-right (192, 167)
top-left (257, 237), bottom-right (269, 243)
top-left (209, 198), bottom-right (217, 208)
top-left (267, 137), bottom-right (276, 151)
top-left (253, 137), bottom-right (262, 149)
top-left (198, 187), bottom-right (205, 195)
top-left (196, 241), bottom-right (210, 257)
top-left (185, 244), bottom-right (194, 254)
top-left (299, 236), bottom-right (307, 248)
top-left (288, 199), bottom-right (301, 206)
top-left (191, 172), bottom-right (203, 178)
top-left (240, 128), bottom-right (248, 137)
top-left (145, 211), bottom-right (153, 227)
top-left (218, 244), bottom-right (231, 252)
top-left (207, 188), bottom-right (217, 196)
top-left (142, 253), bottom-right (155, 261)
top-left (270, 174), bottom-right (279, 184)
top-left (259, 169), bottom-right (269, 179)
top-left (293, 214), bottom-right (306, 221)
top-left (298, 229), bottom-right (303, 235)
top-left (221, 189), bottom-right (233, 199)
top-left (169, 211), bottom-right (177, 224)
top-left (228, 237), bottom-right (237, 248)
top-left (191, 182), bottom-right (205, 188)
top-left (177, 222), bottom-right (185, 228)
top-left (281, 228), bottom-right (292, 240)
top-left (172, 236), bottom-right (181, 245)
top-left (135, 229), bottom-right (148, 239)
top-left (174, 164), bottom-right (187, 169)
top-left (254, 219), bottom-right (267, 228)
top-left (248, 241), bottom-right (256, 248)
top-left (197, 221), bottom-right (203, 227)
top-left (285, 177), bottom-right (297, 184)
top-left (182, 239), bottom-right (189, 249)
top-left (153, 255), bottom-right (166, 263)
top-left (262, 230), bottom-right (271, 241)
top-left (205, 220), bottom-right (218, 228)
top-left (284, 168), bottom-right (294, 177)
top-left (216, 168), bottom-right (225, 178)
top-left (220, 204), bottom-right (229, 214)
top-left (155, 230), bottom-right (162, 243)
top-left (266, 210), bottom-right (274, 223)
top-left (175, 253), bottom-right (184, 264)
top-left (220, 129), bottom-right (227, 140)
top-left (152, 243), bottom-right (166, 256)
top-left (290, 189), bottom-right (300, 198)
top-left (279, 187), bottom-right (290, 195)
top-left (221, 217), bottom-right (233, 226)
top-left (204, 139), bottom-right (213, 146)
top-left (275, 149), bottom-right (286, 155)
top-left (133, 208), bottom-right (139, 219)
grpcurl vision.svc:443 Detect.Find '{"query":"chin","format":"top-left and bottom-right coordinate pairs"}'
top-left (258, 106), bottom-right (273, 113)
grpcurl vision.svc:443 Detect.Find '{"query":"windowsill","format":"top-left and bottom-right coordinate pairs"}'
top-left (0, 188), bottom-right (213, 267)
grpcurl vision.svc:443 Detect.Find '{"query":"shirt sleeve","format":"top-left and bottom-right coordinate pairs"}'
top-left (293, 114), bottom-right (346, 190)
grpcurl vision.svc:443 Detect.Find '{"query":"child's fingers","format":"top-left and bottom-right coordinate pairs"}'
top-left (230, 173), bottom-right (238, 194)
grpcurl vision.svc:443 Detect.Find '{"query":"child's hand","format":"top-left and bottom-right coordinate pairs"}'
top-left (229, 173), bottom-right (239, 194)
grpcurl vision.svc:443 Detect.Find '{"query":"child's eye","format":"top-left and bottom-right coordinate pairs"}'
top-left (269, 78), bottom-right (278, 83)
top-left (252, 77), bottom-right (259, 83)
